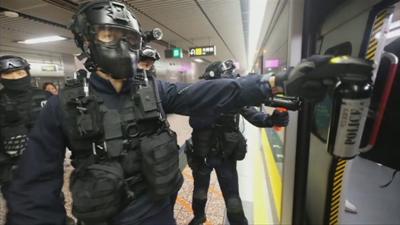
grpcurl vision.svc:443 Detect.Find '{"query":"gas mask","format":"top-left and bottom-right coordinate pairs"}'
top-left (89, 25), bottom-right (142, 79)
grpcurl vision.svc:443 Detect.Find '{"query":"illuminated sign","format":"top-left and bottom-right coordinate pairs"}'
top-left (41, 65), bottom-right (57, 72)
top-left (264, 59), bottom-right (280, 68)
top-left (189, 45), bottom-right (216, 57)
top-left (165, 48), bottom-right (183, 59)
top-left (172, 48), bottom-right (183, 58)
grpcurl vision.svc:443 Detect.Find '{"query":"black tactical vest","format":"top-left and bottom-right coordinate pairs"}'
top-left (215, 112), bottom-right (240, 131)
top-left (192, 111), bottom-right (246, 161)
top-left (0, 88), bottom-right (48, 183)
top-left (60, 78), bottom-right (183, 202)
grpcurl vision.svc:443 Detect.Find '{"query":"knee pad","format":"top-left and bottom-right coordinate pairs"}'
top-left (193, 189), bottom-right (208, 200)
top-left (226, 197), bottom-right (243, 213)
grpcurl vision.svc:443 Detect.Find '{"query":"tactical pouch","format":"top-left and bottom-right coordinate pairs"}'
top-left (140, 130), bottom-right (183, 200)
top-left (73, 96), bottom-right (104, 139)
top-left (70, 160), bottom-right (125, 223)
top-left (222, 131), bottom-right (247, 160)
top-left (192, 129), bottom-right (214, 157)
top-left (0, 123), bottom-right (28, 157)
top-left (61, 89), bottom-right (104, 141)
top-left (184, 139), bottom-right (196, 170)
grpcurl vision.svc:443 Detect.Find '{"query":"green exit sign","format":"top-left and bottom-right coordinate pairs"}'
top-left (172, 48), bottom-right (183, 58)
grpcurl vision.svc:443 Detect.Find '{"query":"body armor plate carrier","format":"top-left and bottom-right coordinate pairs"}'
top-left (60, 77), bottom-right (183, 223)
top-left (0, 88), bottom-right (47, 184)
top-left (191, 112), bottom-right (247, 161)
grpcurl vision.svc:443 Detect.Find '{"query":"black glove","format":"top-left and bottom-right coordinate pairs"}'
top-left (284, 55), bottom-right (333, 99)
top-left (3, 134), bottom-right (28, 158)
top-left (267, 109), bottom-right (289, 127)
top-left (274, 70), bottom-right (291, 91)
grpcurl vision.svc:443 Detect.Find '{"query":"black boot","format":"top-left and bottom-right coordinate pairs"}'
top-left (227, 212), bottom-right (248, 225)
top-left (188, 215), bottom-right (206, 225)
top-left (189, 198), bottom-right (207, 225)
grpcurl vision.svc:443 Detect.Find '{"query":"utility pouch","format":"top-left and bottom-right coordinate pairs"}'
top-left (64, 94), bottom-right (104, 141)
top-left (74, 96), bottom-right (104, 139)
top-left (184, 139), bottom-right (196, 169)
top-left (222, 131), bottom-right (247, 160)
top-left (140, 130), bottom-right (183, 199)
top-left (0, 125), bottom-right (28, 158)
top-left (192, 129), bottom-right (214, 157)
top-left (70, 160), bottom-right (125, 224)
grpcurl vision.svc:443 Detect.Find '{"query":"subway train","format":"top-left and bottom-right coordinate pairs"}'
top-left (0, 0), bottom-right (399, 225)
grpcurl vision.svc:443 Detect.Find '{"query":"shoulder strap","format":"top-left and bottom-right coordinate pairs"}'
top-left (147, 75), bottom-right (170, 128)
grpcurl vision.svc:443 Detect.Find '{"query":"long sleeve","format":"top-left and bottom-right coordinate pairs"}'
top-left (158, 74), bottom-right (271, 116)
top-left (6, 96), bottom-right (67, 225)
top-left (240, 106), bottom-right (273, 127)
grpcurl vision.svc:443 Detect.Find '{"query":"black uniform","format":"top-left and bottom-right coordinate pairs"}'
top-left (5, 73), bottom-right (273, 225)
top-left (188, 106), bottom-right (287, 225)
top-left (0, 84), bottom-right (48, 191)
top-left (186, 60), bottom-right (289, 225)
top-left (0, 56), bottom-right (48, 194)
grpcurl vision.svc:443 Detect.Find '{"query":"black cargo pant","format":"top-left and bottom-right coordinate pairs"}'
top-left (191, 155), bottom-right (248, 225)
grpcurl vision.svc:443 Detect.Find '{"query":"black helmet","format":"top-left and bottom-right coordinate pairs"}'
top-left (200, 59), bottom-right (236, 80)
top-left (0, 55), bottom-right (30, 75)
top-left (140, 45), bottom-right (160, 61)
top-left (69, 0), bottom-right (142, 79)
top-left (221, 59), bottom-right (235, 73)
top-left (70, 0), bottom-right (142, 50)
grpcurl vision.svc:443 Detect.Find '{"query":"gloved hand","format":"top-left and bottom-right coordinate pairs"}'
top-left (262, 55), bottom-right (333, 99)
top-left (284, 55), bottom-right (333, 100)
top-left (262, 56), bottom-right (332, 95)
top-left (267, 109), bottom-right (289, 127)
top-left (3, 134), bottom-right (28, 158)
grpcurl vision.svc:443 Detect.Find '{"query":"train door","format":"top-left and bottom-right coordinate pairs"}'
top-left (300, 0), bottom-right (400, 224)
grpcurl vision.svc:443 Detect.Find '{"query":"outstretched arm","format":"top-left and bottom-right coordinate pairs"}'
top-left (158, 75), bottom-right (272, 116)
top-left (240, 106), bottom-right (289, 128)
top-left (240, 106), bottom-right (273, 127)
top-left (6, 97), bottom-right (67, 225)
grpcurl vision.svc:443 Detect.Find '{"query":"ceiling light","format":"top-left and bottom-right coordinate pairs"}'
top-left (18, 35), bottom-right (67, 44)
top-left (3, 11), bottom-right (19, 18)
top-left (193, 58), bottom-right (204, 63)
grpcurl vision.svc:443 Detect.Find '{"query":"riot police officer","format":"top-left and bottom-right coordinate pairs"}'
top-left (186, 60), bottom-right (289, 225)
top-left (4, 1), bottom-right (282, 225)
top-left (0, 55), bottom-right (48, 194)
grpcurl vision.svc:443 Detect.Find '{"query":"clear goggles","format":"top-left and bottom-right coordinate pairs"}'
top-left (93, 25), bottom-right (142, 50)
top-left (0, 58), bottom-right (29, 74)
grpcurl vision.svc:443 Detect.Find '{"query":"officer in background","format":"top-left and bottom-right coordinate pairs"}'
top-left (4, 1), bottom-right (285, 225)
top-left (42, 82), bottom-right (59, 95)
top-left (136, 45), bottom-right (160, 82)
top-left (0, 55), bottom-right (48, 196)
top-left (186, 60), bottom-right (289, 225)
top-left (138, 45), bottom-right (160, 70)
